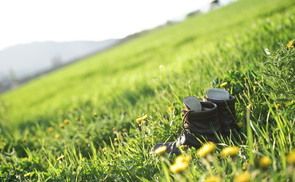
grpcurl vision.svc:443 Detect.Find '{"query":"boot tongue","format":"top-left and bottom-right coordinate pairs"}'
top-left (206, 88), bottom-right (229, 100)
top-left (183, 96), bottom-right (202, 112)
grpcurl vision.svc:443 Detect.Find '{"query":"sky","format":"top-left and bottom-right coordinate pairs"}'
top-left (0, 0), bottom-right (219, 51)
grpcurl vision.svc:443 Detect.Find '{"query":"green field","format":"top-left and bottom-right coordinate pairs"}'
top-left (1, 0), bottom-right (295, 181)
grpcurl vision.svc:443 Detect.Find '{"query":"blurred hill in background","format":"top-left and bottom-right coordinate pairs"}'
top-left (0, 39), bottom-right (119, 93)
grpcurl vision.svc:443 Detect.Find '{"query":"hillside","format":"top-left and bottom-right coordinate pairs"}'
top-left (0, 0), bottom-right (295, 181)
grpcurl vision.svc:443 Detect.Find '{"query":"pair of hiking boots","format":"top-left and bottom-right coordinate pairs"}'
top-left (153, 88), bottom-right (239, 156)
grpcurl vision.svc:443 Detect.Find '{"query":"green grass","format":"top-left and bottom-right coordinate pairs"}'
top-left (1, 0), bottom-right (295, 181)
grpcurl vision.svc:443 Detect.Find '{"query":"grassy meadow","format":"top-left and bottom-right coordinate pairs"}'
top-left (1, 0), bottom-right (295, 181)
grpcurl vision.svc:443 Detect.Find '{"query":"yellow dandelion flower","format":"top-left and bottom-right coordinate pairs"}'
top-left (113, 127), bottom-right (116, 130)
top-left (244, 77), bottom-right (247, 81)
top-left (237, 122), bottom-right (243, 128)
top-left (94, 112), bottom-right (97, 117)
top-left (48, 127), bottom-right (54, 132)
top-left (204, 176), bottom-right (221, 182)
top-left (57, 155), bottom-right (64, 161)
top-left (169, 162), bottom-right (188, 173)
top-left (286, 150), bottom-right (295, 165)
top-left (154, 146), bottom-right (167, 155)
top-left (242, 162), bottom-right (250, 170)
top-left (114, 155), bottom-right (119, 159)
top-left (234, 171), bottom-right (251, 182)
top-left (60, 124), bottom-right (64, 128)
top-left (159, 65), bottom-right (164, 69)
top-left (259, 156), bottom-right (271, 169)
top-left (276, 104), bottom-right (281, 109)
top-left (0, 138), bottom-right (3, 142)
top-left (64, 119), bottom-right (69, 124)
top-left (221, 146), bottom-right (239, 157)
top-left (136, 117), bottom-right (143, 124)
top-left (167, 106), bottom-right (174, 113)
top-left (153, 121), bottom-right (157, 124)
top-left (24, 172), bottom-right (31, 177)
top-left (197, 142), bottom-right (215, 157)
top-left (220, 82), bottom-right (228, 87)
top-left (114, 138), bottom-right (118, 142)
top-left (142, 114), bottom-right (148, 120)
top-left (247, 104), bottom-right (252, 110)
top-left (175, 155), bottom-right (191, 164)
top-left (102, 147), bottom-right (106, 152)
top-left (22, 138), bottom-right (26, 142)
top-left (287, 40), bottom-right (295, 49)
top-left (169, 155), bottom-right (191, 173)
top-left (253, 86), bottom-right (257, 92)
top-left (33, 136), bottom-right (38, 141)
top-left (75, 117), bottom-right (80, 121)
top-left (181, 145), bottom-right (187, 149)
top-left (122, 129), bottom-right (126, 132)
top-left (55, 134), bottom-right (60, 139)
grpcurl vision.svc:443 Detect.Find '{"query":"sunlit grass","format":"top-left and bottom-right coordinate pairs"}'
top-left (0, 0), bottom-right (295, 181)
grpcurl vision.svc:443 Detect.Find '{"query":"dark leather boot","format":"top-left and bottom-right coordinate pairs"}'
top-left (153, 99), bottom-right (220, 156)
top-left (205, 95), bottom-right (239, 138)
top-left (177, 102), bottom-right (220, 149)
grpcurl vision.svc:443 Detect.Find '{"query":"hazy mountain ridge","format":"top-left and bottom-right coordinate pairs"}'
top-left (0, 39), bottom-right (119, 78)
top-left (0, 39), bottom-right (120, 93)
